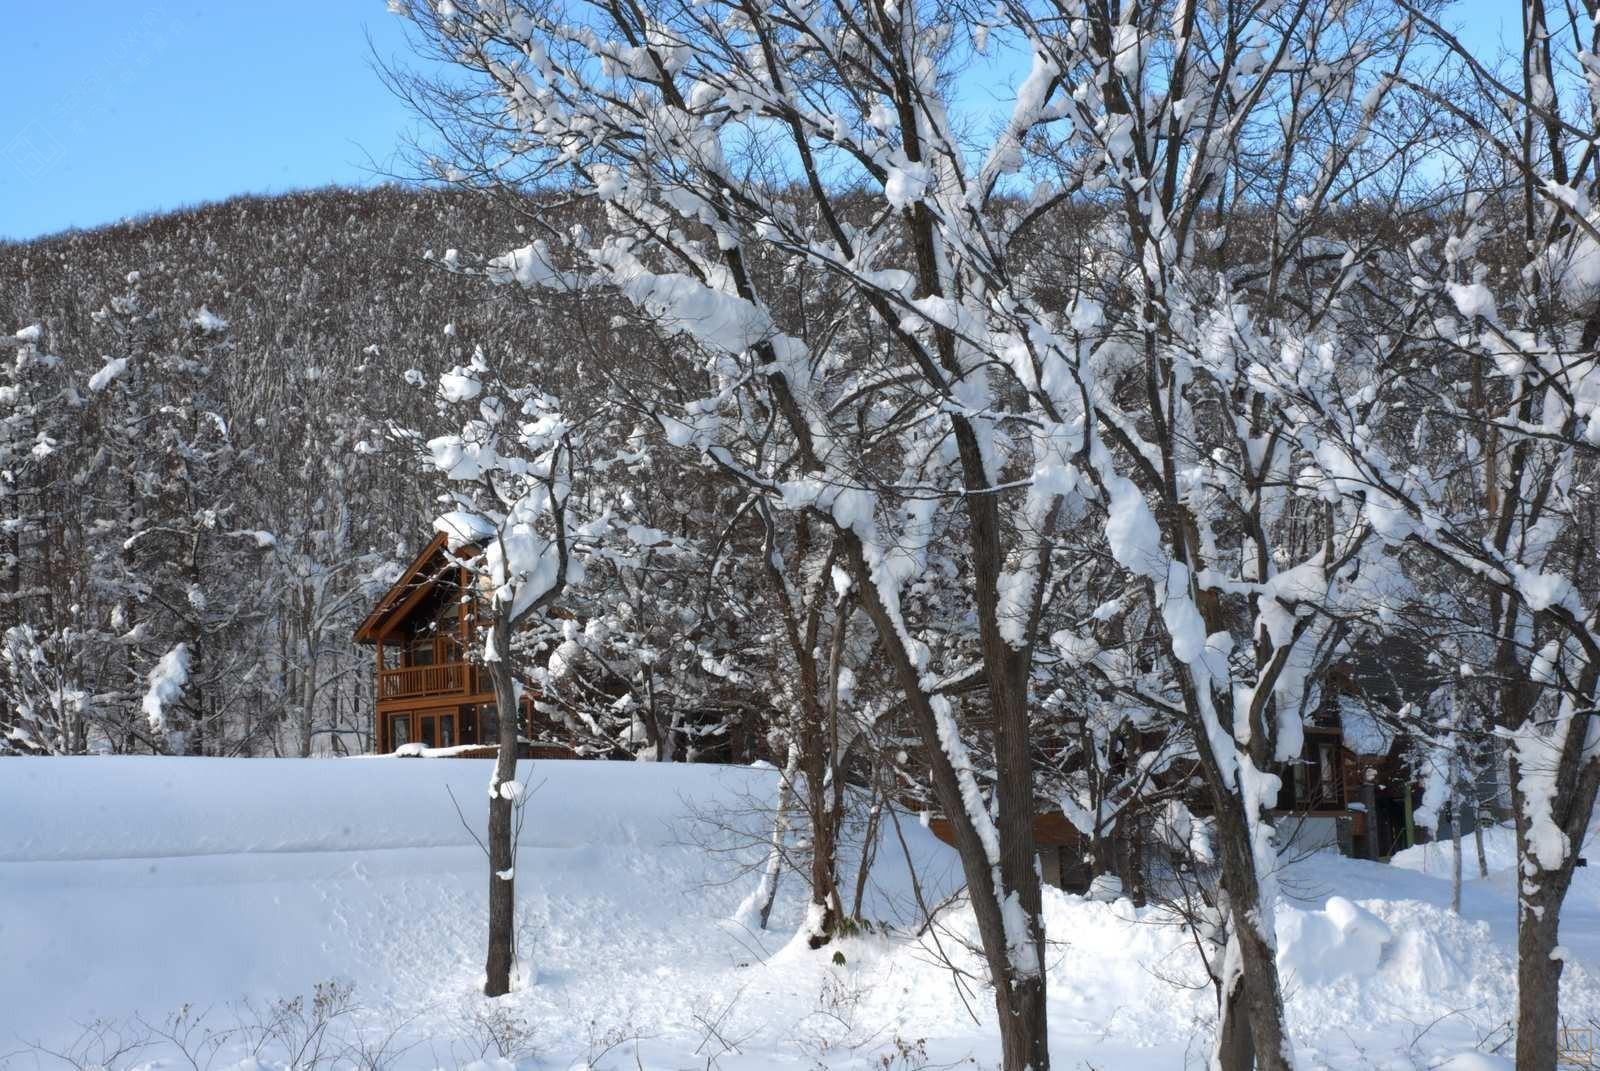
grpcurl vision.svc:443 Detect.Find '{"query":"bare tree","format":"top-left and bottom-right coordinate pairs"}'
top-left (405, 345), bottom-right (577, 997)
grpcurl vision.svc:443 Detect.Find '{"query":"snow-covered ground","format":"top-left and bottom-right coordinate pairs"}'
top-left (1, 758), bottom-right (1595, 1069)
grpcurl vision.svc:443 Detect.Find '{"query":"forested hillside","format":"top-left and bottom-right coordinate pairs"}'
top-left (0, 186), bottom-right (846, 770)
top-left (0, 187), bottom-right (567, 756)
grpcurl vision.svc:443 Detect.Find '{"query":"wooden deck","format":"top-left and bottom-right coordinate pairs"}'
top-left (378, 661), bottom-right (483, 703)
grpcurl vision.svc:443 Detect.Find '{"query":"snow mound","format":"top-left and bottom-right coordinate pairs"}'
top-left (1086, 872), bottom-right (1124, 901)
top-left (1277, 895), bottom-right (1392, 985)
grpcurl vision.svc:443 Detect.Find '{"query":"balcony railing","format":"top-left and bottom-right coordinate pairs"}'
top-left (378, 661), bottom-right (482, 701)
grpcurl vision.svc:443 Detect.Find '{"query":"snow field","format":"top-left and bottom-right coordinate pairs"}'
top-left (2, 758), bottom-right (1596, 1069)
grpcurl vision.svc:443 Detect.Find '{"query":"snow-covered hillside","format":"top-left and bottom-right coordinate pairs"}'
top-left (0, 758), bottom-right (1594, 1069)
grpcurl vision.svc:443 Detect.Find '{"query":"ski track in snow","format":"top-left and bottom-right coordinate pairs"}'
top-left (1, 757), bottom-right (1598, 1069)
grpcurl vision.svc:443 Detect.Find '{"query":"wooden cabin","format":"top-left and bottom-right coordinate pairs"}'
top-left (926, 722), bottom-right (1355, 897)
top-left (354, 519), bottom-right (760, 762)
top-left (924, 657), bottom-right (1434, 895)
top-left (353, 522), bottom-right (537, 756)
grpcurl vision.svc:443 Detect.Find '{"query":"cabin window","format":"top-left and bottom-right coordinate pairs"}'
top-left (410, 633), bottom-right (436, 667)
top-left (390, 715), bottom-right (411, 751)
top-left (459, 706), bottom-right (477, 745)
top-left (439, 715), bottom-right (455, 748)
top-left (420, 715), bottom-right (437, 749)
top-left (478, 703), bottom-right (500, 746)
top-left (1288, 736), bottom-right (1344, 811)
top-left (434, 602), bottom-right (464, 662)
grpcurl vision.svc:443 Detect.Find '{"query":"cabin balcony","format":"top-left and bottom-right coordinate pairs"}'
top-left (377, 661), bottom-right (482, 702)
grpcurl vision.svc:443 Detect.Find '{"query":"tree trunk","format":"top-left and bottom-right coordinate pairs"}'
top-left (1450, 768), bottom-right (1464, 915)
top-left (1474, 809), bottom-right (1489, 879)
top-left (299, 621), bottom-right (321, 759)
top-left (1211, 795), bottom-right (1294, 1071)
top-left (847, 539), bottom-right (1048, 1071)
top-left (0, 525), bottom-right (17, 636)
top-left (800, 718), bottom-right (842, 947)
top-left (1360, 780), bottom-right (1379, 860)
top-left (1000, 971), bottom-right (1049, 1071)
top-left (1515, 877), bottom-right (1570, 1071)
top-left (755, 752), bottom-right (797, 930)
top-left (1114, 817), bottom-right (1146, 907)
top-left (850, 763), bottom-right (884, 921)
top-left (971, 537), bottom-right (1050, 1071)
top-left (1502, 662), bottom-right (1600, 1069)
top-left (0, 521), bottom-right (18, 742)
top-left (1215, 960), bottom-right (1255, 1071)
top-left (484, 613), bottom-right (519, 998)
top-left (641, 668), bottom-right (673, 762)
top-left (1508, 753), bottom-right (1595, 1071)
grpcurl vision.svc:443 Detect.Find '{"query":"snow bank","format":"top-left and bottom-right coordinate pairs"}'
top-left (0, 755), bottom-right (770, 862)
top-left (1390, 822), bottom-right (1520, 879)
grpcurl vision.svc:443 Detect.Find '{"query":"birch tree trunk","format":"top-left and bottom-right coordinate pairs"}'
top-left (1450, 787), bottom-right (1463, 916)
top-left (754, 752), bottom-right (798, 931)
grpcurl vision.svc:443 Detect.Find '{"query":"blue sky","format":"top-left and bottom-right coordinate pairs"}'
top-left (0, 2), bottom-right (423, 241)
top-left (0, 2), bottom-right (1515, 242)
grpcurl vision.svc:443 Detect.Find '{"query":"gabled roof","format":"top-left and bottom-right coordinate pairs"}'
top-left (352, 532), bottom-right (474, 645)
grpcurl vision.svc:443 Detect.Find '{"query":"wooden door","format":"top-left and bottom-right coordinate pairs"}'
top-left (387, 712), bottom-right (412, 752)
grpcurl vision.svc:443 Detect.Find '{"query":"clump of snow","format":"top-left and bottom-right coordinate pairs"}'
top-left (1087, 873), bottom-right (1125, 902)
top-left (434, 510), bottom-right (498, 550)
top-left (1543, 213), bottom-right (1600, 304)
top-left (1445, 282), bottom-right (1496, 322)
top-left (193, 306), bottom-right (229, 332)
top-left (87, 355), bottom-right (128, 391)
top-left (438, 367), bottom-right (482, 402)
top-left (229, 529), bottom-right (278, 549)
top-left (486, 240), bottom-right (576, 290)
top-left (140, 643), bottom-right (190, 732)
top-left (884, 161), bottom-right (930, 208)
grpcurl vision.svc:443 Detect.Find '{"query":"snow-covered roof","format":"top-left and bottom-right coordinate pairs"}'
top-left (1338, 696), bottom-right (1396, 757)
top-left (433, 510), bottom-right (497, 550)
